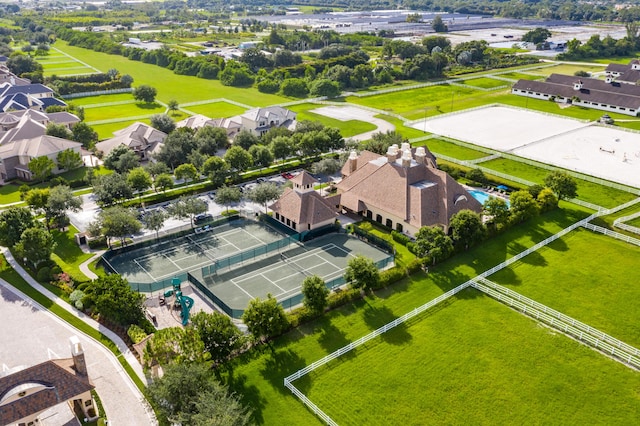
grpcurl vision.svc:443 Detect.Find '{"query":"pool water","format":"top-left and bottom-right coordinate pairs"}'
top-left (468, 189), bottom-right (509, 206)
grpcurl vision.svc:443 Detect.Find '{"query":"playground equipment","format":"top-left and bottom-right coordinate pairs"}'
top-left (163, 278), bottom-right (194, 326)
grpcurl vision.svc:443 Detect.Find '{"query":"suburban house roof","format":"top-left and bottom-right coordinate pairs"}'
top-left (513, 74), bottom-right (640, 110)
top-left (605, 63), bottom-right (629, 74)
top-left (96, 122), bottom-right (167, 157)
top-left (336, 146), bottom-right (481, 230)
top-left (0, 135), bottom-right (81, 158)
top-left (0, 112), bottom-right (47, 145)
top-left (0, 359), bottom-right (94, 425)
top-left (269, 187), bottom-right (338, 226)
top-left (47, 111), bottom-right (81, 126)
top-left (175, 114), bottom-right (218, 130)
top-left (290, 170), bottom-right (318, 187)
top-left (240, 106), bottom-right (296, 129)
top-left (0, 83), bottom-right (53, 97)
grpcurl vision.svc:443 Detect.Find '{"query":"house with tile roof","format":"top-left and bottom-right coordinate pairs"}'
top-left (95, 121), bottom-right (167, 161)
top-left (176, 113), bottom-right (242, 139)
top-left (0, 337), bottom-right (96, 426)
top-left (512, 71), bottom-right (640, 116)
top-left (335, 144), bottom-right (482, 236)
top-left (236, 106), bottom-right (296, 137)
top-left (269, 171), bottom-right (338, 232)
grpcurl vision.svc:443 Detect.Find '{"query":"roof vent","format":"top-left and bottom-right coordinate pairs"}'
top-left (415, 147), bottom-right (426, 164)
top-left (402, 149), bottom-right (412, 168)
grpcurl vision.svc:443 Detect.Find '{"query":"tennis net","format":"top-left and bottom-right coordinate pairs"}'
top-left (187, 235), bottom-right (215, 261)
top-left (281, 252), bottom-right (309, 276)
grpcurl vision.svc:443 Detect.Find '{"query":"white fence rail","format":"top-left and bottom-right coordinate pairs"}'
top-left (581, 222), bottom-right (640, 246)
top-left (613, 222), bottom-right (640, 235)
top-left (472, 278), bottom-right (640, 368)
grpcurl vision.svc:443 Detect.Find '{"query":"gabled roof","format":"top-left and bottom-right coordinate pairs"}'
top-left (290, 170), bottom-right (317, 187)
top-left (0, 113), bottom-right (47, 145)
top-left (269, 187), bottom-right (337, 226)
top-left (175, 114), bottom-right (216, 130)
top-left (0, 135), bottom-right (81, 158)
top-left (241, 106), bottom-right (296, 124)
top-left (47, 111), bottom-right (80, 125)
top-left (0, 93), bottom-right (44, 112)
top-left (0, 83), bottom-right (54, 97)
top-left (0, 359), bottom-right (94, 425)
top-left (97, 122), bottom-right (167, 156)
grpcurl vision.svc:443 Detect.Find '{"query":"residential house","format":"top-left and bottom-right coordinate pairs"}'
top-left (175, 114), bottom-right (241, 139)
top-left (512, 73), bottom-right (640, 116)
top-left (335, 144), bottom-right (482, 236)
top-left (95, 122), bottom-right (167, 161)
top-left (0, 337), bottom-right (96, 426)
top-left (605, 59), bottom-right (640, 84)
top-left (235, 106), bottom-right (296, 137)
top-left (0, 83), bottom-right (66, 112)
top-left (269, 171), bottom-right (338, 231)
top-left (0, 110), bottom-right (79, 146)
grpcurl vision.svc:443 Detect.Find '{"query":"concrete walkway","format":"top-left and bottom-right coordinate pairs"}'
top-left (79, 250), bottom-right (105, 280)
top-left (2, 249), bottom-right (147, 384)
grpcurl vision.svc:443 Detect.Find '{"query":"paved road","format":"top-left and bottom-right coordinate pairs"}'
top-left (0, 280), bottom-right (156, 425)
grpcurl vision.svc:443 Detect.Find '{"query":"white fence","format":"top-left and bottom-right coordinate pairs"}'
top-left (581, 222), bottom-right (640, 246)
top-left (613, 210), bottom-right (640, 235)
top-left (62, 88), bottom-right (133, 99)
top-left (472, 278), bottom-right (640, 368)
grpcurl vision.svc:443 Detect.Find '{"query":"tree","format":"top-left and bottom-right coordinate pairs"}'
top-left (103, 145), bottom-right (139, 173)
top-left (143, 209), bottom-right (166, 239)
top-left (466, 168), bottom-right (486, 185)
top-left (248, 144), bottom-right (273, 168)
top-left (537, 187), bottom-right (559, 212)
top-left (150, 113), bottom-right (176, 134)
top-left (28, 156), bottom-right (56, 182)
top-left (143, 327), bottom-right (208, 368)
top-left (242, 294), bottom-right (289, 342)
top-left (88, 274), bottom-right (145, 326)
top-left (544, 171), bottom-right (578, 200)
top-left (93, 206), bottom-right (141, 247)
top-left (46, 185), bottom-right (82, 229)
top-left (145, 161), bottom-right (171, 178)
top-left (269, 136), bottom-right (293, 163)
top-left (414, 225), bottom-right (454, 264)
top-left (191, 388), bottom-right (252, 426)
top-left (191, 311), bottom-right (244, 366)
top-left (92, 173), bottom-right (133, 206)
top-left (310, 78), bottom-right (341, 98)
top-left (522, 27), bottom-right (552, 44)
top-left (56, 149), bottom-right (82, 173)
top-left (22, 44), bottom-right (33, 56)
top-left (7, 54), bottom-right (42, 76)
top-left (280, 78), bottom-right (309, 98)
top-left (215, 185), bottom-right (242, 214)
top-left (483, 197), bottom-right (510, 230)
top-left (167, 99), bottom-right (179, 115)
top-left (133, 84), bottom-right (157, 103)
top-left (362, 130), bottom-right (405, 155)
top-left (195, 126), bottom-right (228, 155)
top-left (25, 188), bottom-right (50, 215)
top-left (71, 122), bottom-right (98, 148)
top-left (46, 122), bottom-right (73, 140)
top-left (509, 190), bottom-right (540, 224)
top-left (344, 255), bottom-right (379, 292)
top-left (155, 129), bottom-right (197, 169)
top-left (15, 226), bottom-right (56, 269)
top-left (0, 207), bottom-right (36, 247)
top-left (246, 182), bottom-right (281, 214)
top-left (166, 197), bottom-right (208, 227)
top-left (302, 275), bottom-right (329, 314)
top-left (449, 210), bottom-right (486, 250)
top-left (432, 15), bottom-right (448, 33)
top-left (202, 156), bottom-right (229, 188)
top-left (234, 130), bottom-right (259, 151)
top-left (174, 163), bottom-right (199, 183)
top-left (120, 74), bottom-right (134, 87)
top-left (154, 173), bottom-right (174, 192)
top-left (127, 167), bottom-right (153, 195)
top-left (312, 158), bottom-right (342, 176)
top-left (224, 146), bottom-right (253, 174)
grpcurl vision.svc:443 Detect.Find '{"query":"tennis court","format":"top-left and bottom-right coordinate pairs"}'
top-left (192, 233), bottom-right (392, 314)
top-left (103, 219), bottom-right (284, 284)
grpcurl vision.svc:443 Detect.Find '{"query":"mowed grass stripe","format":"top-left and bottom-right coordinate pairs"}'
top-left (303, 292), bottom-right (640, 425)
top-left (489, 228), bottom-right (640, 347)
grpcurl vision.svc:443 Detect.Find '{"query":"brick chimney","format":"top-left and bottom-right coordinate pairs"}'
top-left (386, 145), bottom-right (398, 163)
top-left (415, 147), bottom-right (426, 164)
top-left (69, 336), bottom-right (88, 377)
top-left (401, 149), bottom-right (412, 168)
top-left (348, 150), bottom-right (358, 174)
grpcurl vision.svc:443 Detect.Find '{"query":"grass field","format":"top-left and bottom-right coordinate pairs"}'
top-left (374, 115), bottom-right (426, 140)
top-left (526, 63), bottom-right (606, 76)
top-left (287, 103), bottom-right (377, 137)
top-left (84, 101), bottom-right (165, 122)
top-left (459, 77), bottom-right (508, 89)
top-left (420, 137), bottom-right (489, 160)
top-left (51, 41), bottom-right (289, 106)
top-left (183, 101), bottom-right (247, 118)
top-left (92, 119), bottom-right (152, 139)
top-left (301, 291), bottom-right (640, 425)
top-left (51, 226), bottom-right (94, 283)
top-left (226, 205), bottom-right (592, 424)
top-left (498, 71), bottom-right (544, 81)
top-left (69, 93), bottom-right (135, 106)
top-left (479, 157), bottom-right (637, 208)
top-left (489, 228), bottom-right (640, 347)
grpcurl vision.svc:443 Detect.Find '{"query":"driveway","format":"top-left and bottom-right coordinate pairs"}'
top-left (310, 105), bottom-right (396, 141)
top-left (0, 281), bottom-right (156, 425)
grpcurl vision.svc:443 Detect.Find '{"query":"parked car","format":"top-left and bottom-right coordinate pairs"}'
top-left (281, 172), bottom-right (294, 179)
top-left (194, 213), bottom-right (213, 225)
top-left (256, 177), bottom-right (267, 183)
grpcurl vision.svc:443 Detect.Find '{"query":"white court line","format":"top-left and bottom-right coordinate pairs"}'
top-left (228, 278), bottom-right (256, 299)
top-left (259, 273), bottom-right (286, 292)
top-left (133, 259), bottom-right (156, 281)
top-left (161, 253), bottom-right (182, 270)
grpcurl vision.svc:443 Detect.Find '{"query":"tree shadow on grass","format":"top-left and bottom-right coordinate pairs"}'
top-left (260, 347), bottom-right (309, 394)
top-left (224, 370), bottom-right (266, 424)
top-left (136, 101), bottom-right (162, 110)
top-left (317, 320), bottom-right (350, 354)
top-left (361, 303), bottom-right (412, 346)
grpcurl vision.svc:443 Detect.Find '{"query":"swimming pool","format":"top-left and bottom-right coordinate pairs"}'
top-left (468, 189), bottom-right (509, 206)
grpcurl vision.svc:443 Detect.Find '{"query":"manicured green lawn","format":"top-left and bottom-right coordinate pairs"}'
top-left (302, 291), bottom-right (640, 425)
top-left (490, 228), bottom-right (640, 347)
top-left (479, 157), bottom-right (637, 208)
top-left (421, 137), bottom-right (488, 160)
top-left (84, 101), bottom-right (166, 122)
top-left (93, 118), bottom-right (152, 140)
top-left (226, 205), bottom-right (591, 424)
top-left (375, 115), bottom-right (426, 140)
top-left (52, 41), bottom-right (289, 106)
top-left (287, 103), bottom-right (377, 138)
top-left (347, 84), bottom-right (480, 120)
top-left (498, 71), bottom-right (544, 81)
top-left (527, 63), bottom-right (606, 76)
top-left (41, 60), bottom-right (78, 68)
top-left (459, 77), bottom-right (508, 89)
top-left (626, 216), bottom-right (640, 227)
top-left (69, 93), bottom-right (135, 106)
top-left (51, 226), bottom-right (94, 283)
top-left (185, 101), bottom-right (247, 118)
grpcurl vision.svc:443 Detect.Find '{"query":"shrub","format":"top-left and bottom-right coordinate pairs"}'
top-left (50, 265), bottom-right (62, 278)
top-left (69, 289), bottom-right (85, 310)
top-left (391, 230), bottom-right (410, 245)
top-left (378, 267), bottom-right (407, 288)
top-left (88, 236), bottom-right (107, 249)
top-left (127, 324), bottom-right (148, 344)
top-left (327, 287), bottom-right (360, 310)
top-left (37, 266), bottom-right (50, 282)
top-left (405, 258), bottom-right (426, 275)
top-left (406, 241), bottom-right (418, 255)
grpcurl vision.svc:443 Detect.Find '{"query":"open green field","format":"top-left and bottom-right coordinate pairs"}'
top-left (479, 157), bottom-right (637, 208)
top-left (420, 137), bottom-right (488, 160)
top-left (84, 101), bottom-right (165, 123)
top-left (68, 93), bottom-right (134, 106)
top-left (526, 63), bottom-right (606, 76)
top-left (92, 119), bottom-right (152, 140)
top-left (226, 205), bottom-right (592, 424)
top-left (184, 101), bottom-right (247, 118)
top-left (626, 216), bottom-right (640, 227)
top-left (498, 71), bottom-right (544, 81)
top-left (490, 228), bottom-right (640, 347)
top-left (41, 60), bottom-right (78, 69)
top-left (375, 115), bottom-right (426, 140)
top-left (459, 77), bottom-right (508, 89)
top-left (301, 291), bottom-right (640, 425)
top-left (51, 41), bottom-right (289, 106)
top-left (287, 103), bottom-right (377, 138)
